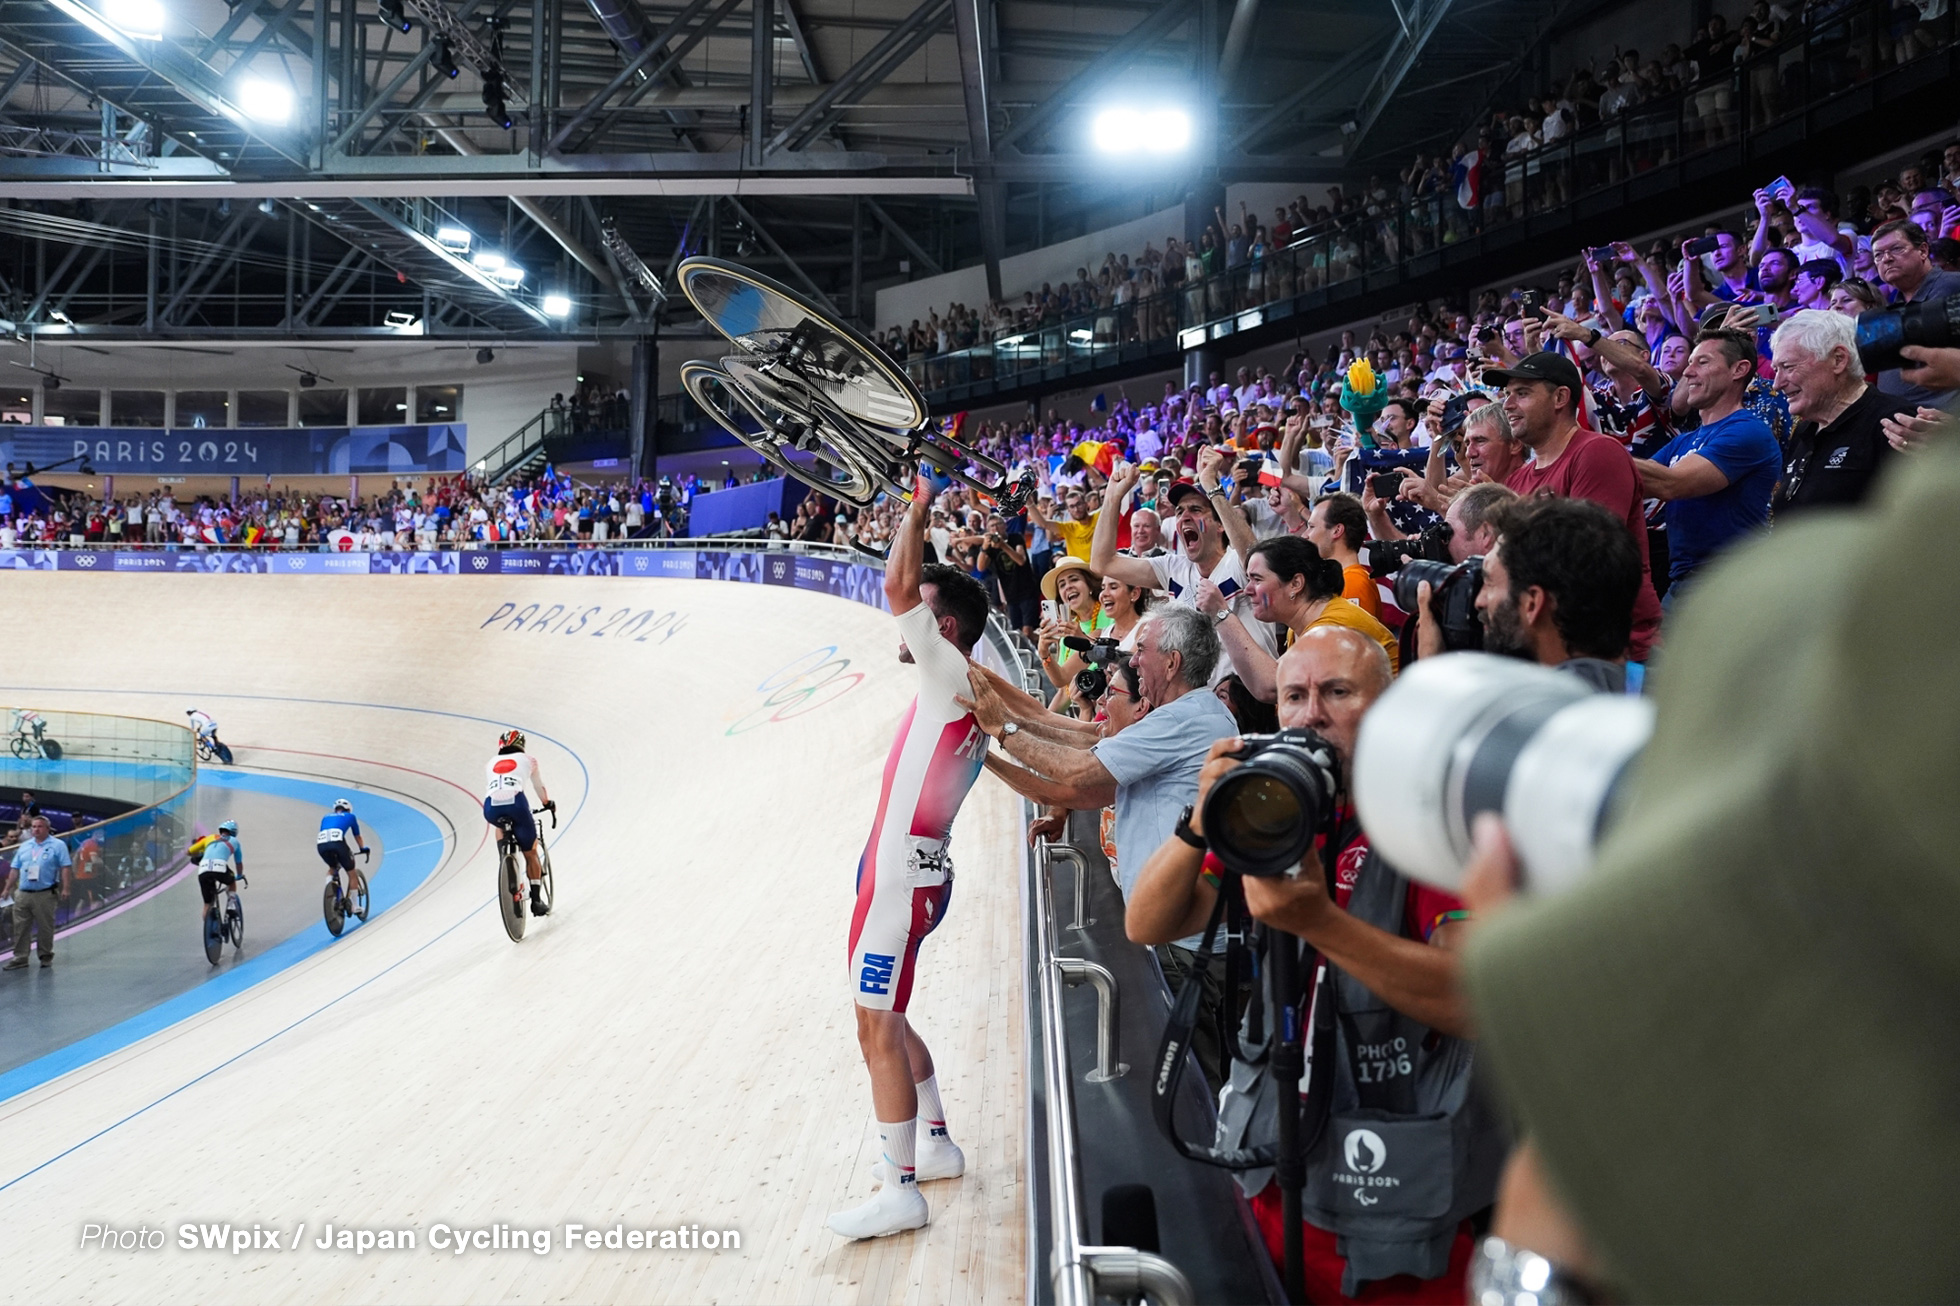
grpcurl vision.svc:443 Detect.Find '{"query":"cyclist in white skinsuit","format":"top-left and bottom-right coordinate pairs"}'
top-left (484, 729), bottom-right (554, 916)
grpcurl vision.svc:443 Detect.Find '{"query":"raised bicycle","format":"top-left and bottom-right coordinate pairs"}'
top-left (203, 874), bottom-right (245, 965)
top-left (493, 800), bottom-right (556, 942)
top-left (323, 848), bottom-right (372, 937)
top-left (674, 256), bottom-right (1031, 542)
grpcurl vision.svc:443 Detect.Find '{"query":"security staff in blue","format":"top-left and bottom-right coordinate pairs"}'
top-left (4, 815), bottom-right (72, 970)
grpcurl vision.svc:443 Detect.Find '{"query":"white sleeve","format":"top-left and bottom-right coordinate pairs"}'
top-left (895, 603), bottom-right (972, 701)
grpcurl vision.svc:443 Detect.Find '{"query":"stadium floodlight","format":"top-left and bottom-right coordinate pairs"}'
top-left (435, 226), bottom-right (472, 252)
top-left (237, 79), bottom-right (293, 125)
top-left (1091, 106), bottom-right (1192, 155)
top-left (492, 264), bottom-right (525, 288)
top-left (470, 250), bottom-right (505, 271)
top-left (101, 0), bottom-right (165, 38)
top-left (541, 293), bottom-right (572, 317)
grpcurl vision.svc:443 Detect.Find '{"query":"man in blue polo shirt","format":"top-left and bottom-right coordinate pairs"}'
top-left (1636, 329), bottom-right (1782, 604)
top-left (4, 814), bottom-right (72, 970)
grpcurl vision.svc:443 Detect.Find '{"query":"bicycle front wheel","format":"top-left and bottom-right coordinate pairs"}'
top-left (349, 868), bottom-right (370, 922)
top-left (497, 849), bottom-right (526, 941)
top-left (537, 837), bottom-right (555, 915)
top-left (228, 900), bottom-right (244, 952)
top-left (9, 736), bottom-right (32, 759)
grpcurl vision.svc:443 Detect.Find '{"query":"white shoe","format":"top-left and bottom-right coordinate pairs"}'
top-left (877, 1136), bottom-right (965, 1185)
top-left (827, 1181), bottom-right (928, 1240)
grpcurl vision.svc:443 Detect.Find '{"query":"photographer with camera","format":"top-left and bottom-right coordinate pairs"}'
top-left (1436, 496), bottom-right (1643, 692)
top-left (1126, 626), bottom-right (1502, 1302)
top-left (1452, 441), bottom-right (1960, 1305)
top-left (1214, 535), bottom-right (1400, 704)
top-left (1871, 219), bottom-right (1960, 409)
top-left (1486, 352), bottom-right (1663, 660)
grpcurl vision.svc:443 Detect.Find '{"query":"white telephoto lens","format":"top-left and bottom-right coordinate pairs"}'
top-left (1353, 653), bottom-right (1589, 892)
top-left (1504, 694), bottom-right (1654, 895)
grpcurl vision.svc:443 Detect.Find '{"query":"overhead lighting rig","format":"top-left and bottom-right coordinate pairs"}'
top-left (396, 3), bottom-right (527, 126)
top-left (600, 217), bottom-right (668, 306)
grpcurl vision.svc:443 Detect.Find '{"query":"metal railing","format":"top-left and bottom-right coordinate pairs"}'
top-left (891, 0), bottom-right (1955, 400)
top-left (1002, 625), bottom-right (1192, 1306)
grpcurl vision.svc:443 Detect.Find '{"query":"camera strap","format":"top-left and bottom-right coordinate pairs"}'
top-left (1151, 887), bottom-right (1278, 1168)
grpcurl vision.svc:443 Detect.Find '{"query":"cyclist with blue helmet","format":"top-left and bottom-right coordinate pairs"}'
top-left (193, 819), bottom-right (245, 923)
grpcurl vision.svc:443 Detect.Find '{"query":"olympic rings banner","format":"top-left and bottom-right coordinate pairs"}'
top-left (0, 547), bottom-right (891, 610)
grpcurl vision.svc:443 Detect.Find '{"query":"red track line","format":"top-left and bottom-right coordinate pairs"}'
top-left (244, 744), bottom-right (492, 861)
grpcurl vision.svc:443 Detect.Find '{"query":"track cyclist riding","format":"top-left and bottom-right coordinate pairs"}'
top-left (194, 819), bottom-right (246, 947)
top-left (484, 730), bottom-right (555, 917)
top-left (186, 708), bottom-right (232, 763)
top-left (318, 797), bottom-right (372, 933)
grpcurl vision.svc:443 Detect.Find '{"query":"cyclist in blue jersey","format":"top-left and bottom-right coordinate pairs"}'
top-left (316, 797), bottom-right (370, 892)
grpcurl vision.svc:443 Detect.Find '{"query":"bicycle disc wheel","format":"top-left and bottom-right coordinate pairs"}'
top-left (677, 256), bottom-right (927, 432)
top-left (683, 360), bottom-right (882, 507)
top-left (204, 910), bottom-right (224, 965)
top-left (350, 868), bottom-right (370, 922)
top-left (498, 849), bottom-right (526, 941)
top-left (324, 882), bottom-right (346, 937)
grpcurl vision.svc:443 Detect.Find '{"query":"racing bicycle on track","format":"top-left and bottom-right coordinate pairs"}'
top-left (324, 849), bottom-right (372, 937)
top-left (493, 801), bottom-right (556, 942)
top-left (203, 875), bottom-right (245, 965)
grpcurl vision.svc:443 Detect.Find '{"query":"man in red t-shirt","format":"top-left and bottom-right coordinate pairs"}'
top-left (1484, 352), bottom-right (1663, 661)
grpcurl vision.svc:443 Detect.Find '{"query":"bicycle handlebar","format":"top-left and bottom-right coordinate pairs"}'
top-left (360, 847), bottom-right (372, 861)
top-left (543, 800), bottom-right (558, 829)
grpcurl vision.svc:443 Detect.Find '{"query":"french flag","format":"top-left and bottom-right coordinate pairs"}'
top-left (1453, 150), bottom-right (1482, 211)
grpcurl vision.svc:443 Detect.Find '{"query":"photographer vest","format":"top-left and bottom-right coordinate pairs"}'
top-left (1217, 848), bottom-right (1508, 1294)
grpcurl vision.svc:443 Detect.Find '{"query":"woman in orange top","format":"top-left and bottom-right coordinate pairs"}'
top-left (1206, 534), bottom-right (1399, 702)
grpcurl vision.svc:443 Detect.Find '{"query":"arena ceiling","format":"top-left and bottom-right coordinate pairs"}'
top-left (0, 0), bottom-right (1578, 339)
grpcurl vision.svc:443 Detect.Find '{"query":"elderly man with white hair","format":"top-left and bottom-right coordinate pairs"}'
top-left (1770, 308), bottom-right (1916, 516)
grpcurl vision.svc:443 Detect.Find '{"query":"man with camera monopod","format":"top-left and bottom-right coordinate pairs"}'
top-left (1127, 627), bottom-right (1505, 1304)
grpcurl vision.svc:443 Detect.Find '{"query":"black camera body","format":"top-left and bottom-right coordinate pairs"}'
top-left (1362, 521), bottom-right (1454, 578)
top-left (1855, 295), bottom-right (1960, 374)
top-left (1394, 557), bottom-right (1485, 651)
top-left (1200, 728), bottom-right (1342, 878)
top-left (1063, 634), bottom-right (1124, 700)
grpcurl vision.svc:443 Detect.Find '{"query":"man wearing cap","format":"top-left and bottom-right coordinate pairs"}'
top-left (1091, 460), bottom-right (1277, 687)
top-left (1487, 351), bottom-right (1663, 661)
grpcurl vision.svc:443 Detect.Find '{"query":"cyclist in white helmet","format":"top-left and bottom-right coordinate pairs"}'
top-left (484, 729), bottom-right (554, 916)
top-left (316, 797), bottom-right (370, 893)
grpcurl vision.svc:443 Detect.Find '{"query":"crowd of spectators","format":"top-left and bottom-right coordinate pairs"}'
top-left (862, 135), bottom-right (1960, 1301)
top-left (880, 0), bottom-right (1956, 374)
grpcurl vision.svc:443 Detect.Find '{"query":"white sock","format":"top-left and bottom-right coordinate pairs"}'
top-left (879, 1118), bottom-right (917, 1187)
top-left (916, 1076), bottom-right (950, 1144)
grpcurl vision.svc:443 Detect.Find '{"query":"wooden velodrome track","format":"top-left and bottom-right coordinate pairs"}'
top-left (0, 571), bottom-right (1026, 1305)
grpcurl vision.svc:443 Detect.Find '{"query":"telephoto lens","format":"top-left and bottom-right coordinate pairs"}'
top-left (1199, 728), bottom-right (1341, 877)
top-left (1855, 295), bottom-right (1960, 373)
top-left (1351, 653), bottom-right (1654, 895)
